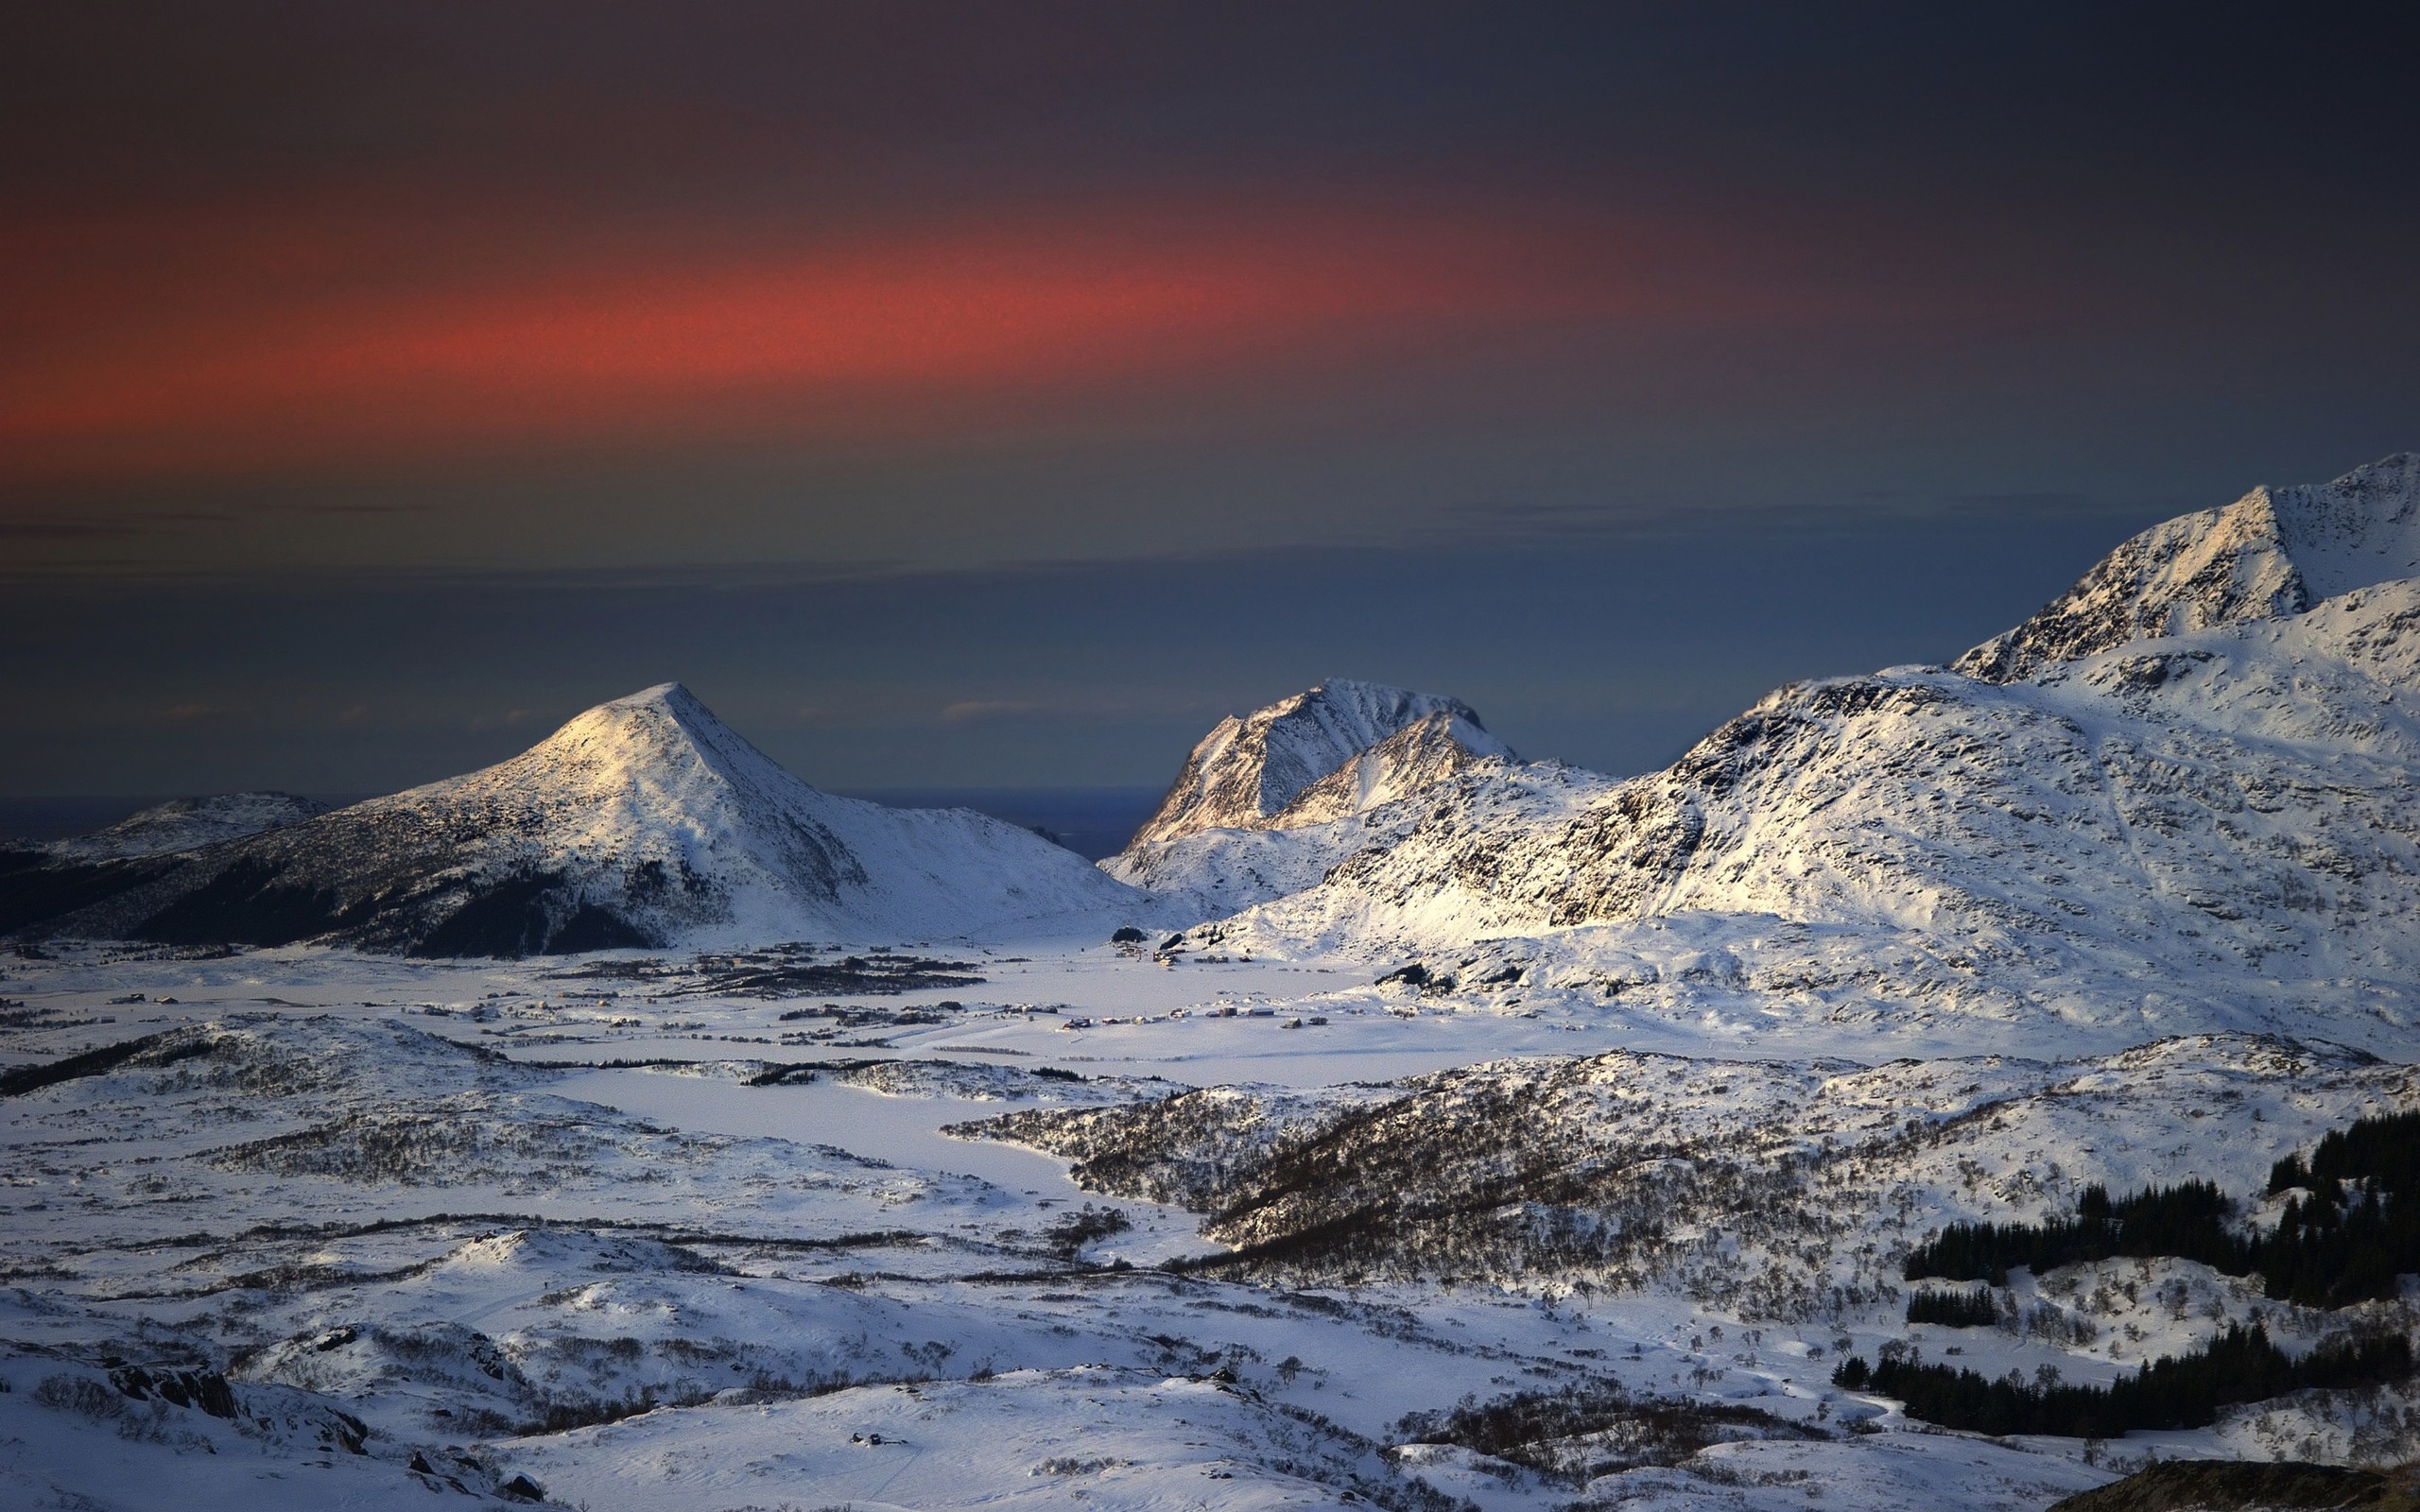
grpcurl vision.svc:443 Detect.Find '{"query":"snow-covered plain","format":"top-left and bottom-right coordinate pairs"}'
top-left (6, 455), bottom-right (2420, 1509)
top-left (3, 938), bottom-right (2412, 1511)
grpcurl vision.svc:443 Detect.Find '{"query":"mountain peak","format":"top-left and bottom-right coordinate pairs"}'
top-left (550, 682), bottom-right (717, 744)
top-left (1957, 451), bottom-right (2420, 682)
top-left (510, 683), bottom-right (788, 808)
top-left (1127, 679), bottom-right (1508, 849)
top-left (601, 680), bottom-right (701, 714)
top-left (11, 682), bottom-right (1148, 955)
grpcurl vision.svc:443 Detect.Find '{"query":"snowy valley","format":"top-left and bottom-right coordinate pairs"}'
top-left (5, 455), bottom-right (2420, 1511)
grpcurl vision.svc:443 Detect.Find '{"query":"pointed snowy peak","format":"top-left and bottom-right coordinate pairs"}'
top-left (9, 683), bottom-right (1150, 956)
top-left (533, 681), bottom-right (738, 765)
top-left (1957, 452), bottom-right (2420, 682)
top-left (1128, 679), bottom-right (1510, 848)
top-left (46, 792), bottom-right (330, 860)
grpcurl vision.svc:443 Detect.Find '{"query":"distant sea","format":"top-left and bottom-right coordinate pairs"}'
top-left (0, 786), bottom-right (1166, 863)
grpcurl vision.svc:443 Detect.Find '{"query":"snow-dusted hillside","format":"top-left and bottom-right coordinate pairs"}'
top-left (11, 684), bottom-right (1155, 955)
top-left (43, 793), bottom-right (329, 860)
top-left (1128, 679), bottom-right (1508, 848)
top-left (1141, 456), bottom-right (2420, 1053)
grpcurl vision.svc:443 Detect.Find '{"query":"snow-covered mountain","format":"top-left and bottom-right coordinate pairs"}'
top-left (1106, 684), bottom-right (1514, 913)
top-left (1957, 452), bottom-right (2420, 682)
top-left (41, 793), bottom-right (329, 860)
top-left (1127, 679), bottom-right (1507, 848)
top-left (1142, 455), bottom-right (2420, 1053)
top-left (9, 684), bottom-right (1152, 954)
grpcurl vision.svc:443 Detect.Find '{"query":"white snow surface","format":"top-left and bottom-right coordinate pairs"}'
top-left (2, 945), bottom-right (2411, 1511)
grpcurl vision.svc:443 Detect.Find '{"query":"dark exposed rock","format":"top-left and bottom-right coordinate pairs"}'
top-left (2047, 1459), bottom-right (2418, 1512)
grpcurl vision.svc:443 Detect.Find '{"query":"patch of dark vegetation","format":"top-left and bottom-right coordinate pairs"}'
top-left (1834, 1324), bottom-right (2412, 1437)
top-left (1375, 963), bottom-right (1457, 995)
top-left (0, 1030), bottom-right (213, 1097)
top-left (0, 998), bottom-right (58, 1029)
top-left (1110, 926), bottom-right (1147, 943)
top-left (407, 868), bottom-right (653, 957)
top-left (2047, 1458), bottom-right (2420, 1511)
top-left (1906, 1181), bottom-right (2246, 1285)
top-left (131, 853), bottom-right (393, 948)
top-left (972, 1064), bottom-right (1901, 1314)
top-left (551, 942), bottom-right (981, 998)
top-left (1043, 1204), bottom-right (1133, 1258)
top-left (1393, 1381), bottom-right (1822, 1485)
top-left (746, 1057), bottom-right (962, 1088)
top-left (206, 1102), bottom-right (615, 1184)
top-left (1905, 1286), bottom-right (2001, 1328)
top-left (2263, 1109), bottom-right (2420, 1309)
top-left (770, 1002), bottom-right (950, 1030)
top-left (1909, 1110), bottom-right (2420, 1310)
top-left (0, 850), bottom-right (185, 934)
top-left (673, 954), bottom-right (980, 998)
top-left (109, 1365), bottom-right (239, 1419)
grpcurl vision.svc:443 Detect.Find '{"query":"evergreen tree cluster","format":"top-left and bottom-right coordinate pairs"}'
top-left (1831, 1326), bottom-right (2411, 1437)
top-left (2262, 1109), bottom-right (2420, 1309)
top-left (1904, 1181), bottom-right (2246, 1287)
top-left (1905, 1286), bottom-right (2001, 1327)
top-left (1904, 1110), bottom-right (2419, 1309)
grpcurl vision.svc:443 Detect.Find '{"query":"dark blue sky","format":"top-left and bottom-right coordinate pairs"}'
top-left (4, 3), bottom-right (2416, 794)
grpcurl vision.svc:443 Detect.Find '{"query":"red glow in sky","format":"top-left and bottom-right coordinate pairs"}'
top-left (0, 200), bottom-right (1758, 484)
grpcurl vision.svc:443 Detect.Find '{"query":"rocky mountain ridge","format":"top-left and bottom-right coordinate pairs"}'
top-left (1132, 455), bottom-right (2420, 1053)
top-left (1958, 452), bottom-right (2420, 682)
top-left (1126, 679), bottom-right (1508, 849)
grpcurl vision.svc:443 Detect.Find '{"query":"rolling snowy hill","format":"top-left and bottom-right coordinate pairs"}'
top-left (1134, 455), bottom-right (2420, 1053)
top-left (5, 684), bottom-right (1154, 954)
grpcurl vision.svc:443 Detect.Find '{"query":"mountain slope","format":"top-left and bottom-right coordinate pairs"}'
top-left (1156, 457), bottom-right (2420, 1052)
top-left (1127, 679), bottom-right (1507, 849)
top-left (1958, 452), bottom-right (2420, 682)
top-left (9, 684), bottom-right (1150, 955)
top-left (43, 793), bottom-right (330, 860)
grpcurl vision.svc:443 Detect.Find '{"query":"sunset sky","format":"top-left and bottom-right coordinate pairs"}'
top-left (8, 2), bottom-right (2419, 797)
